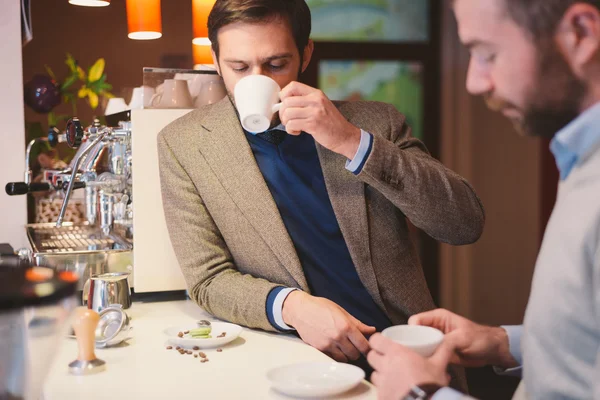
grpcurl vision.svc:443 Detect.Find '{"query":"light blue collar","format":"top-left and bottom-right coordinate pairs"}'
top-left (247, 123), bottom-right (285, 136)
top-left (550, 102), bottom-right (600, 180)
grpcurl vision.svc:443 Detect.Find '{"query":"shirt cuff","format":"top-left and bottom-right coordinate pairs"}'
top-left (345, 130), bottom-right (373, 175)
top-left (266, 287), bottom-right (297, 331)
top-left (493, 325), bottom-right (523, 377)
top-left (432, 387), bottom-right (466, 400)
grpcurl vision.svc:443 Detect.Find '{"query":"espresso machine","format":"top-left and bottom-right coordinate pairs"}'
top-left (5, 117), bottom-right (134, 290)
top-left (5, 68), bottom-right (223, 294)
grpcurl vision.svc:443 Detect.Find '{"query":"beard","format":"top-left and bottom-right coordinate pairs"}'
top-left (485, 42), bottom-right (587, 139)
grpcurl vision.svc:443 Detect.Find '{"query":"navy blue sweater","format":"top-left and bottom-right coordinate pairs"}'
top-left (245, 130), bottom-right (391, 332)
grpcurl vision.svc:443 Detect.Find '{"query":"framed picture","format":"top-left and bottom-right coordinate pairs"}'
top-left (319, 60), bottom-right (424, 139)
top-left (307, 0), bottom-right (429, 43)
top-left (302, 0), bottom-right (442, 304)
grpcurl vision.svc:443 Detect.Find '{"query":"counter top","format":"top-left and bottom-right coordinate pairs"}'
top-left (43, 299), bottom-right (376, 400)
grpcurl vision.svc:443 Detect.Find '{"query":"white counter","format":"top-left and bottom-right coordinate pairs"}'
top-left (43, 299), bottom-right (377, 400)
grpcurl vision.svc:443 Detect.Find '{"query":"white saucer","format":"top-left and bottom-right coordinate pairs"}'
top-left (164, 322), bottom-right (242, 349)
top-left (267, 361), bottom-right (365, 398)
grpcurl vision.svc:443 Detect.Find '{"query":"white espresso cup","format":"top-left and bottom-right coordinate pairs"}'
top-left (234, 74), bottom-right (282, 133)
top-left (129, 85), bottom-right (155, 109)
top-left (195, 79), bottom-right (227, 107)
top-left (104, 97), bottom-right (128, 115)
top-left (381, 325), bottom-right (444, 357)
top-left (151, 79), bottom-right (193, 109)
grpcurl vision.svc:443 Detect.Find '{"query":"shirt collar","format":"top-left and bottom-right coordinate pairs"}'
top-left (246, 123), bottom-right (286, 136)
top-left (550, 102), bottom-right (600, 180)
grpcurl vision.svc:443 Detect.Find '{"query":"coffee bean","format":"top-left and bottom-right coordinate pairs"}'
top-left (177, 332), bottom-right (183, 338)
top-left (193, 346), bottom-right (199, 350)
top-left (199, 352), bottom-right (207, 358)
top-left (166, 346), bottom-right (173, 350)
top-left (217, 348), bottom-right (222, 352)
top-left (184, 330), bottom-right (190, 334)
top-left (194, 354), bottom-right (198, 358)
top-left (176, 346), bottom-right (180, 350)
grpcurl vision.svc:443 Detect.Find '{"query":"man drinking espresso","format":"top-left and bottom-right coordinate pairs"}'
top-left (157, 0), bottom-right (484, 385)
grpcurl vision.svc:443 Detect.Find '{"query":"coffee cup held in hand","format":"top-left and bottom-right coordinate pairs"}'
top-left (234, 75), bottom-right (282, 133)
top-left (381, 325), bottom-right (444, 357)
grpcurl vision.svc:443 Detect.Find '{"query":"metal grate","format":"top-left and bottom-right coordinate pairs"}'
top-left (27, 224), bottom-right (131, 253)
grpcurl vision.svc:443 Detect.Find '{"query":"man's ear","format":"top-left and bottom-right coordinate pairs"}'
top-left (301, 40), bottom-right (314, 73)
top-left (555, 3), bottom-right (600, 77)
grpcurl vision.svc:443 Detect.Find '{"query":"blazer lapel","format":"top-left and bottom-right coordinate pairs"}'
top-left (195, 98), bottom-right (308, 291)
top-left (316, 145), bottom-right (386, 311)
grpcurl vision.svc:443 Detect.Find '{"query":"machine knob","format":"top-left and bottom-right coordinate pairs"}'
top-left (5, 182), bottom-right (51, 196)
top-left (66, 117), bottom-right (84, 148)
top-left (47, 126), bottom-right (60, 147)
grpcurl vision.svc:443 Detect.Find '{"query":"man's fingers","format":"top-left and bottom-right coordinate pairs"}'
top-left (370, 371), bottom-right (380, 386)
top-left (408, 309), bottom-right (454, 332)
top-left (284, 118), bottom-right (308, 135)
top-left (348, 315), bottom-right (376, 336)
top-left (281, 95), bottom-right (312, 108)
top-left (429, 339), bottom-right (456, 371)
top-left (347, 326), bottom-right (371, 356)
top-left (327, 346), bottom-right (349, 363)
top-left (366, 349), bottom-right (384, 371)
top-left (442, 330), bottom-right (472, 354)
top-left (280, 106), bottom-right (312, 125)
top-left (369, 333), bottom-right (399, 354)
top-left (337, 337), bottom-right (362, 361)
top-left (280, 81), bottom-right (314, 99)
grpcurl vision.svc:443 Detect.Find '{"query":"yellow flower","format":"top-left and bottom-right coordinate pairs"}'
top-left (77, 66), bottom-right (86, 81)
top-left (78, 87), bottom-right (91, 99)
top-left (88, 59), bottom-right (105, 83)
top-left (88, 92), bottom-right (99, 109)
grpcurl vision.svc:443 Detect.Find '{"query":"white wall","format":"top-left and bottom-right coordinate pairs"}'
top-left (0, 0), bottom-right (28, 249)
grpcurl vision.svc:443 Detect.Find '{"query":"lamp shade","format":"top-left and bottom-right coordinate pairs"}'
top-left (126, 0), bottom-right (162, 40)
top-left (69, 0), bottom-right (110, 6)
top-left (193, 44), bottom-right (213, 66)
top-left (192, 0), bottom-right (216, 45)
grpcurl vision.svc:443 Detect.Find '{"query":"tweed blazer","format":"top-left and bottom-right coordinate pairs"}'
top-left (158, 96), bottom-right (484, 330)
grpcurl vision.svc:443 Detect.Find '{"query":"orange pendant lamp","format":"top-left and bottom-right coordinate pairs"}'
top-left (193, 44), bottom-right (214, 67)
top-left (192, 0), bottom-right (216, 46)
top-left (192, 0), bottom-right (216, 67)
top-left (69, 0), bottom-right (110, 6)
top-left (126, 0), bottom-right (163, 40)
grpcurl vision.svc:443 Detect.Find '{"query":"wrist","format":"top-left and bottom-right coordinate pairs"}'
top-left (490, 326), bottom-right (519, 368)
top-left (338, 126), bottom-right (362, 159)
top-left (281, 290), bottom-right (305, 327)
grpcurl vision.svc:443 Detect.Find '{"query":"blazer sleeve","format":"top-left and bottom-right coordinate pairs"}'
top-left (356, 103), bottom-right (485, 245)
top-left (157, 132), bottom-right (282, 332)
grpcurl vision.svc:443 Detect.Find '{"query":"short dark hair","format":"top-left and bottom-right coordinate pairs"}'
top-left (502, 0), bottom-right (600, 40)
top-left (207, 0), bottom-right (312, 59)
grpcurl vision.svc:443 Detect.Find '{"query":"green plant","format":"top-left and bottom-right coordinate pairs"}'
top-left (45, 53), bottom-right (114, 127)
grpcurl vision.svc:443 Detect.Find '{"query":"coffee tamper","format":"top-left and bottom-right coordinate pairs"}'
top-left (68, 307), bottom-right (106, 375)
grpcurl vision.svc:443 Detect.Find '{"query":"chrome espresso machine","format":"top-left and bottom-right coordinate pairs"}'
top-left (5, 68), bottom-right (223, 294)
top-left (5, 117), bottom-right (134, 289)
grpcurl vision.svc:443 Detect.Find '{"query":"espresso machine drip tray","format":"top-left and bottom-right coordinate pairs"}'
top-left (27, 223), bottom-right (132, 254)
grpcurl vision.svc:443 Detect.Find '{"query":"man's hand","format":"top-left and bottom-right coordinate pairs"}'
top-left (368, 333), bottom-right (452, 400)
top-left (409, 309), bottom-right (518, 368)
top-left (281, 291), bottom-right (376, 362)
top-left (279, 81), bottom-right (361, 160)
